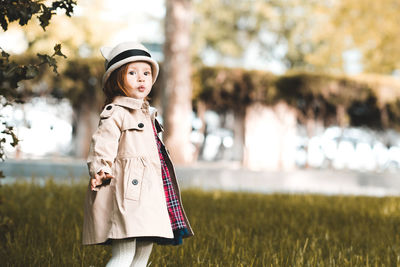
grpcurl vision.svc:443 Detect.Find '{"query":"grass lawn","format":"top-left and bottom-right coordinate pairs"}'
top-left (1, 179), bottom-right (400, 266)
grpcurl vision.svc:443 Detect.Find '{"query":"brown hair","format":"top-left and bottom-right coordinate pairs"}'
top-left (103, 64), bottom-right (130, 106)
top-left (103, 62), bottom-right (151, 107)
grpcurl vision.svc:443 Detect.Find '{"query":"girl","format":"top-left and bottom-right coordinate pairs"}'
top-left (82, 42), bottom-right (193, 267)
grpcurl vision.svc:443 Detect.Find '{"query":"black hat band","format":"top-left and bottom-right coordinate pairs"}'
top-left (106, 49), bottom-right (151, 70)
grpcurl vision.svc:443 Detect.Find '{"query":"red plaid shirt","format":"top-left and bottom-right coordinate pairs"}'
top-left (152, 123), bottom-right (187, 230)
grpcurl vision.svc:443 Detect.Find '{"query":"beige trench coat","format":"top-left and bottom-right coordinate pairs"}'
top-left (82, 96), bottom-right (193, 245)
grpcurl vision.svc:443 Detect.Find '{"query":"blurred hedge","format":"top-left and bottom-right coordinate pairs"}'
top-left (195, 66), bottom-right (400, 130)
top-left (18, 56), bottom-right (400, 130)
top-left (193, 66), bottom-right (277, 113)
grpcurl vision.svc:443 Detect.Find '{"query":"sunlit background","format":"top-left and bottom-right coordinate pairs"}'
top-left (1, 0), bottom-right (400, 175)
top-left (4, 2), bottom-right (400, 265)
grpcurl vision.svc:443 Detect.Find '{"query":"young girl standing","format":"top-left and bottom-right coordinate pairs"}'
top-left (82, 42), bottom-right (193, 267)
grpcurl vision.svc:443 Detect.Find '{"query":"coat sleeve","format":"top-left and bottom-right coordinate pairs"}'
top-left (87, 105), bottom-right (123, 178)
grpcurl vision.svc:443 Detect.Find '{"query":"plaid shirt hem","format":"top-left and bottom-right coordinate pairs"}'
top-left (152, 123), bottom-right (187, 230)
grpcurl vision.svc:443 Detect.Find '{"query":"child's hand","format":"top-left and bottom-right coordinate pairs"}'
top-left (90, 170), bottom-right (115, 191)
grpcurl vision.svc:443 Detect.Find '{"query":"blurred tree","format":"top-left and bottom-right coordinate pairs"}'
top-left (19, 0), bottom-right (116, 58)
top-left (163, 0), bottom-right (194, 164)
top-left (268, 0), bottom-right (332, 70)
top-left (4, 0), bottom-right (120, 158)
top-left (36, 0), bottom-right (117, 158)
top-left (192, 0), bottom-right (330, 70)
top-left (58, 58), bottom-right (104, 157)
top-left (329, 0), bottom-right (400, 74)
top-left (0, 0), bottom-right (75, 174)
top-left (193, 0), bottom-right (400, 74)
top-left (0, 0), bottom-right (75, 235)
top-left (274, 0), bottom-right (400, 74)
top-left (192, 0), bottom-right (259, 62)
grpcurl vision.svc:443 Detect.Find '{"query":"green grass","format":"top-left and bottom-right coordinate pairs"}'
top-left (2, 179), bottom-right (400, 266)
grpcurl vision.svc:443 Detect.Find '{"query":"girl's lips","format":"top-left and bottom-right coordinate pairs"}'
top-left (138, 86), bottom-right (146, 92)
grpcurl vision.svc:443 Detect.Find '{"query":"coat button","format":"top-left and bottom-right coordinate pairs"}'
top-left (106, 105), bottom-right (112, 110)
top-left (132, 179), bottom-right (139, 185)
top-left (138, 123), bottom-right (144, 128)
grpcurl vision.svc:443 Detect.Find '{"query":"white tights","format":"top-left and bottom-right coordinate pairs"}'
top-left (105, 239), bottom-right (153, 267)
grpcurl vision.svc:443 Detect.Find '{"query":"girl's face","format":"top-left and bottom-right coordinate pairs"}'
top-left (124, 61), bottom-right (153, 100)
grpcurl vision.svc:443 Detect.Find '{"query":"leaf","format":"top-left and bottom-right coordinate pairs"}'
top-left (25, 65), bottom-right (39, 79)
top-left (37, 53), bottom-right (58, 74)
top-left (1, 126), bottom-right (19, 148)
top-left (52, 0), bottom-right (77, 17)
top-left (38, 4), bottom-right (53, 30)
top-left (3, 64), bottom-right (19, 78)
top-left (10, 131), bottom-right (19, 147)
top-left (17, 10), bottom-right (33, 26)
top-left (53, 44), bottom-right (67, 58)
top-left (0, 48), bottom-right (10, 60)
top-left (0, 16), bottom-right (8, 31)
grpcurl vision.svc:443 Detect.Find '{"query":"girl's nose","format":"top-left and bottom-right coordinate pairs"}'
top-left (137, 74), bottom-right (144, 81)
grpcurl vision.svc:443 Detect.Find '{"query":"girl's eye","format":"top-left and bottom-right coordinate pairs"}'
top-left (144, 71), bottom-right (151, 76)
top-left (129, 71), bottom-right (136, 75)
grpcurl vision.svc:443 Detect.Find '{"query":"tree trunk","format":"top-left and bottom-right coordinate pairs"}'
top-left (336, 104), bottom-right (348, 127)
top-left (162, 0), bottom-right (193, 164)
top-left (243, 102), bottom-right (297, 171)
top-left (193, 101), bottom-right (206, 161)
top-left (73, 103), bottom-right (99, 159)
top-left (232, 111), bottom-right (245, 162)
top-left (380, 105), bottom-right (389, 128)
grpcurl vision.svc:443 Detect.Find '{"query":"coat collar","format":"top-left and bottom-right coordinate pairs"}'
top-left (111, 96), bottom-right (160, 130)
top-left (112, 96), bottom-right (143, 110)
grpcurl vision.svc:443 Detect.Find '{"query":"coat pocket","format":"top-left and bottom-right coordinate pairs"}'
top-left (124, 157), bottom-right (146, 201)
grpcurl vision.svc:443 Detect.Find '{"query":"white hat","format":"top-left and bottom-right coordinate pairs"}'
top-left (100, 42), bottom-right (159, 86)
